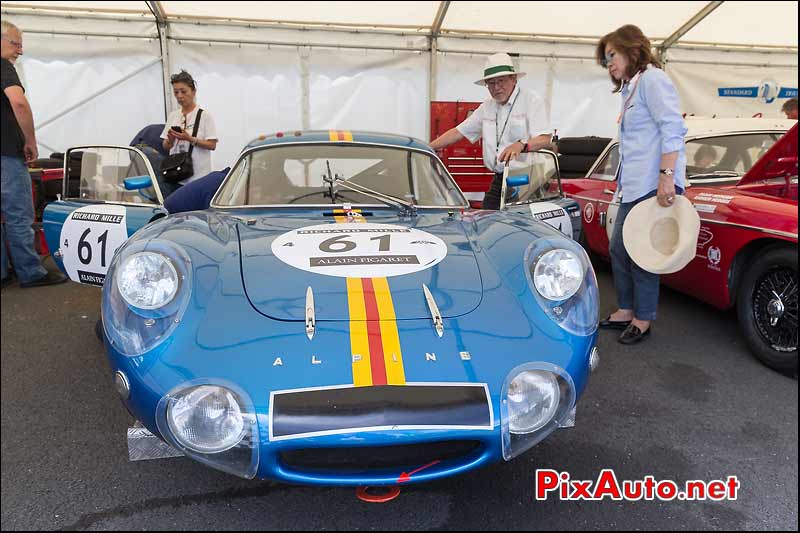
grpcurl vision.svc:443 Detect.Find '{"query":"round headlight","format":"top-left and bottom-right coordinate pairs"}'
top-left (116, 252), bottom-right (179, 309)
top-left (507, 371), bottom-right (560, 434)
top-left (533, 249), bottom-right (584, 301)
top-left (166, 385), bottom-right (246, 454)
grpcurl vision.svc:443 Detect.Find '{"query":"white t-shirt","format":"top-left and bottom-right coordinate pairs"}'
top-left (456, 85), bottom-right (551, 173)
top-left (160, 106), bottom-right (218, 184)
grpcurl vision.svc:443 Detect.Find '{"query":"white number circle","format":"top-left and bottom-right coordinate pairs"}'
top-left (271, 222), bottom-right (448, 278)
top-left (60, 205), bottom-right (128, 286)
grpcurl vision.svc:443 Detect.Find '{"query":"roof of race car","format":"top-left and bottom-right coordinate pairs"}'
top-left (606, 118), bottom-right (796, 143)
top-left (244, 130), bottom-right (435, 153)
top-left (683, 117), bottom-right (796, 137)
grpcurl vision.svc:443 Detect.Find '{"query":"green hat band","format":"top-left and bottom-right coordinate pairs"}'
top-left (484, 65), bottom-right (515, 77)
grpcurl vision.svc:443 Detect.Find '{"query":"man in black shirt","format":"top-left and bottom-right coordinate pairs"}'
top-left (1, 20), bottom-right (66, 288)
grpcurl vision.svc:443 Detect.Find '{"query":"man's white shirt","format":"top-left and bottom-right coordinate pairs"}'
top-left (160, 106), bottom-right (218, 184)
top-left (456, 85), bottom-right (551, 173)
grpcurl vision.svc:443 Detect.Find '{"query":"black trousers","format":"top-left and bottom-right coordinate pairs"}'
top-left (483, 172), bottom-right (503, 211)
top-left (483, 172), bottom-right (510, 210)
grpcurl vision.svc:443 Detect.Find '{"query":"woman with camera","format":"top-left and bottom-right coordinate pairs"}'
top-left (159, 70), bottom-right (218, 196)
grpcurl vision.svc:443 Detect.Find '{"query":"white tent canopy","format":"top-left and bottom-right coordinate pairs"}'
top-left (2, 1), bottom-right (797, 168)
top-left (5, 1), bottom-right (798, 46)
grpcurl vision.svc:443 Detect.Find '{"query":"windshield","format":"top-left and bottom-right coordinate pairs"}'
top-left (587, 132), bottom-right (785, 186)
top-left (686, 133), bottom-right (783, 182)
top-left (214, 144), bottom-right (467, 207)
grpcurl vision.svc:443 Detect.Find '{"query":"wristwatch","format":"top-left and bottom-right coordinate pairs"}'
top-left (659, 168), bottom-right (674, 176)
top-left (518, 140), bottom-right (529, 153)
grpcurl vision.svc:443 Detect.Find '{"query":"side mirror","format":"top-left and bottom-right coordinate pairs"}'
top-left (506, 175), bottom-right (530, 187)
top-left (124, 175), bottom-right (153, 190)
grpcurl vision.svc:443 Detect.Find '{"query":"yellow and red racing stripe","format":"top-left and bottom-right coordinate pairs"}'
top-left (347, 277), bottom-right (406, 387)
top-left (332, 208), bottom-right (363, 224)
top-left (333, 215), bottom-right (405, 386)
top-left (328, 130), bottom-right (354, 142)
top-left (372, 277), bottom-right (405, 386)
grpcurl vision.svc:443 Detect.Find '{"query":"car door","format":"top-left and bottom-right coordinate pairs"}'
top-left (43, 145), bottom-right (167, 286)
top-left (561, 143), bottom-right (619, 256)
top-left (504, 150), bottom-right (580, 239)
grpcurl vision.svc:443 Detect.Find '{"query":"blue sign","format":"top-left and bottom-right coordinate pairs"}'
top-left (718, 87), bottom-right (758, 97)
top-left (718, 81), bottom-right (797, 104)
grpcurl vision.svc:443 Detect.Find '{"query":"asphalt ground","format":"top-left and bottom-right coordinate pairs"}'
top-left (1, 258), bottom-right (797, 531)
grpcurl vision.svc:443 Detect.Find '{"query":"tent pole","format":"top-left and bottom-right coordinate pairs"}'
top-left (544, 59), bottom-right (556, 127)
top-left (428, 37), bottom-right (437, 139)
top-left (431, 1), bottom-right (451, 37)
top-left (19, 29), bottom-right (154, 39)
top-left (158, 22), bottom-right (172, 120)
top-left (300, 47), bottom-right (311, 131)
top-left (659, 1), bottom-right (724, 64)
top-left (665, 58), bottom-right (798, 68)
top-left (166, 36), bottom-right (427, 52)
top-left (428, 1), bottom-right (450, 138)
top-left (146, 1), bottom-right (171, 121)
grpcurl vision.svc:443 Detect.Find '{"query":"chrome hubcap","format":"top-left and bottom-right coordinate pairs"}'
top-left (767, 291), bottom-right (785, 326)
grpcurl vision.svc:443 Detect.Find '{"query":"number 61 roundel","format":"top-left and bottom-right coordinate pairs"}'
top-left (271, 222), bottom-right (448, 279)
top-left (59, 205), bottom-right (129, 286)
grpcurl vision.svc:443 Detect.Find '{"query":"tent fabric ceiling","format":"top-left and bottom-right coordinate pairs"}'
top-left (679, 1), bottom-right (798, 47)
top-left (441, 1), bottom-right (710, 41)
top-left (3, 1), bottom-right (798, 49)
top-left (161, 1), bottom-right (442, 28)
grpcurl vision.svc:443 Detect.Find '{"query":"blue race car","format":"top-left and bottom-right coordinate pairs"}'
top-left (43, 131), bottom-right (599, 485)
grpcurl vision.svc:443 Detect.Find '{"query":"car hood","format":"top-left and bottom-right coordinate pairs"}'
top-left (237, 212), bottom-right (482, 321)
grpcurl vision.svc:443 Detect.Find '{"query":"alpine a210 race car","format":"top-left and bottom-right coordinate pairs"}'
top-left (43, 130), bottom-right (599, 485)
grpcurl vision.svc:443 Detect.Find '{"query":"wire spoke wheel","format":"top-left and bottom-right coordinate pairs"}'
top-left (753, 267), bottom-right (798, 352)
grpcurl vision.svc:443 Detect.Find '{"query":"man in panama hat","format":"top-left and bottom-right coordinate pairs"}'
top-left (430, 52), bottom-right (553, 209)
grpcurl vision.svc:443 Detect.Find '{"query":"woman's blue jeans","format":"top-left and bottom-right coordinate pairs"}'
top-left (609, 187), bottom-right (684, 321)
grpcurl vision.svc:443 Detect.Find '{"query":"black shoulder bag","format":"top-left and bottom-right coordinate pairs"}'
top-left (160, 109), bottom-right (203, 183)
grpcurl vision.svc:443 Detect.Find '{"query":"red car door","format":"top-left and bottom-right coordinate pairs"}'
top-left (562, 143), bottom-right (619, 256)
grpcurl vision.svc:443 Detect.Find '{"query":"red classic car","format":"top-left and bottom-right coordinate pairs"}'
top-left (563, 118), bottom-right (797, 372)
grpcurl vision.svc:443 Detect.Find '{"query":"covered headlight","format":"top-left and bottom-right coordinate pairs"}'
top-left (525, 237), bottom-right (599, 336)
top-left (102, 232), bottom-right (192, 357)
top-left (507, 371), bottom-right (560, 434)
top-left (117, 252), bottom-right (179, 310)
top-left (166, 385), bottom-right (246, 453)
top-left (157, 382), bottom-right (259, 479)
top-left (533, 249), bottom-right (583, 301)
top-left (501, 363), bottom-right (576, 461)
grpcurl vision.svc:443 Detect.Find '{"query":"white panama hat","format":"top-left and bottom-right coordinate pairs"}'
top-left (475, 53), bottom-right (527, 86)
top-left (622, 195), bottom-right (701, 275)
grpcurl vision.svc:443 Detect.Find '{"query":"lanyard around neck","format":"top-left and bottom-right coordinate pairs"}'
top-left (617, 71), bottom-right (643, 125)
top-left (496, 89), bottom-right (521, 148)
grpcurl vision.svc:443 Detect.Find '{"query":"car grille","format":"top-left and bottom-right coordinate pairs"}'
top-left (279, 440), bottom-right (483, 474)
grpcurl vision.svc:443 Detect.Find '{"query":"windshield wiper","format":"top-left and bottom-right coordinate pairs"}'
top-left (324, 160), bottom-right (337, 204)
top-left (322, 174), bottom-right (417, 216)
